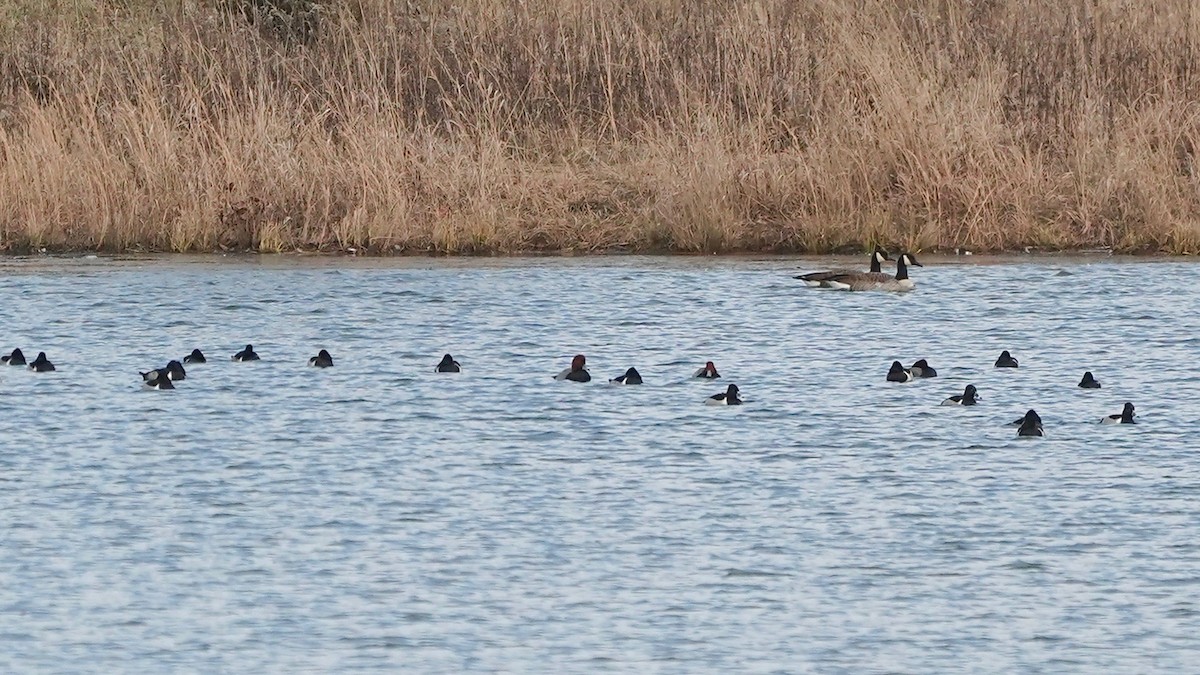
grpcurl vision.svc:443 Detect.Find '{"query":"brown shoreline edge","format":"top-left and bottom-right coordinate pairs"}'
top-left (3, 1), bottom-right (1200, 256)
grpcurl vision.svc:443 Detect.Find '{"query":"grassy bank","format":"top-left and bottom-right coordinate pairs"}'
top-left (2, 0), bottom-right (1199, 255)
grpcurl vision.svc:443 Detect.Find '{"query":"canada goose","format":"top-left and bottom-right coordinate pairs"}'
top-left (1101, 402), bottom-right (1136, 424)
top-left (887, 361), bottom-right (914, 383)
top-left (995, 351), bottom-right (1019, 368)
top-left (910, 359), bottom-right (937, 378)
top-left (795, 247), bottom-right (891, 287)
top-left (1078, 371), bottom-right (1100, 388)
top-left (610, 367), bottom-right (643, 385)
top-left (940, 384), bottom-right (979, 406)
top-left (706, 384), bottom-right (742, 405)
top-left (825, 253), bottom-right (922, 292)
top-left (1016, 409), bottom-right (1043, 437)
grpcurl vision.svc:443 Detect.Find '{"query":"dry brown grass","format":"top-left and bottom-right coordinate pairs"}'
top-left (2, 0), bottom-right (1200, 254)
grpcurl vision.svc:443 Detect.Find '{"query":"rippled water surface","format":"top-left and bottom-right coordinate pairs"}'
top-left (1, 255), bottom-right (1198, 672)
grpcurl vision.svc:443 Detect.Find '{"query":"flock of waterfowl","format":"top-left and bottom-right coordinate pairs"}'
top-left (795, 248), bottom-right (1138, 437)
top-left (0, 344), bottom-right (744, 405)
top-left (0, 248), bottom-right (1138, 435)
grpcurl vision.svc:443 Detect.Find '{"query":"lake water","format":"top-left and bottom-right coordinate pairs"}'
top-left (0, 255), bottom-right (1197, 672)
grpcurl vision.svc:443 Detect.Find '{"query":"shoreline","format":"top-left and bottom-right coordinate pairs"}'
top-left (0, 249), bottom-right (1194, 270)
top-left (4, 2), bottom-right (1200, 256)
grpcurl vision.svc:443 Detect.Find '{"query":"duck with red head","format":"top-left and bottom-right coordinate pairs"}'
top-left (554, 354), bottom-right (591, 382)
top-left (692, 361), bottom-right (720, 379)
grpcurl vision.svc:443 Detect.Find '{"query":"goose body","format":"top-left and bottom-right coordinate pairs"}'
top-left (887, 361), bottom-right (914, 383)
top-left (941, 384), bottom-right (979, 406)
top-left (825, 253), bottom-right (922, 292)
top-left (706, 384), bottom-right (742, 405)
top-left (1078, 371), bottom-right (1100, 388)
top-left (1017, 409), bottom-right (1043, 437)
top-left (1101, 402), bottom-right (1136, 424)
top-left (795, 247), bottom-right (890, 287)
top-left (554, 354), bottom-right (591, 382)
top-left (610, 367), bottom-right (643, 385)
top-left (995, 351), bottom-right (1019, 368)
top-left (435, 354), bottom-right (461, 373)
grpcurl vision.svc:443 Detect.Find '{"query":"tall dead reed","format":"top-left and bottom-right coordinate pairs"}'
top-left (1, 0), bottom-right (1199, 254)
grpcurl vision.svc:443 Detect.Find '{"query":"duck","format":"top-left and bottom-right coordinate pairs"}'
top-left (308, 349), bottom-right (334, 368)
top-left (165, 360), bottom-right (187, 381)
top-left (554, 354), bottom-right (591, 382)
top-left (28, 352), bottom-right (55, 372)
top-left (910, 359), bottom-right (937, 378)
top-left (1016, 409), bottom-right (1044, 437)
top-left (706, 383), bottom-right (742, 405)
top-left (795, 246), bottom-right (891, 287)
top-left (995, 350), bottom-right (1019, 368)
top-left (941, 384), bottom-right (979, 406)
top-left (2, 348), bottom-right (26, 366)
top-left (824, 253), bottom-right (922, 292)
top-left (232, 344), bottom-right (260, 361)
top-left (1078, 371), bottom-right (1100, 389)
top-left (435, 353), bottom-right (461, 373)
top-left (1101, 402), bottom-right (1136, 424)
top-left (692, 361), bottom-right (721, 379)
top-left (183, 348), bottom-right (207, 364)
top-left (887, 361), bottom-right (914, 382)
top-left (610, 367), bottom-right (643, 385)
top-left (140, 368), bottom-right (175, 390)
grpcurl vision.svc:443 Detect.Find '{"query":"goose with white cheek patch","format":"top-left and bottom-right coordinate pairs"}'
top-left (1078, 371), bottom-right (1100, 389)
top-left (308, 349), bottom-right (334, 368)
top-left (1101, 402), bottom-right (1136, 424)
top-left (995, 350), bottom-right (1019, 368)
top-left (941, 384), bottom-right (979, 406)
top-left (795, 247), bottom-right (891, 287)
top-left (2, 348), bottom-right (26, 366)
top-left (554, 354), bottom-right (591, 382)
top-left (692, 361), bottom-right (720, 379)
top-left (824, 253), bottom-right (922, 292)
top-left (887, 361), bottom-right (914, 383)
top-left (435, 354), bottom-right (461, 373)
top-left (706, 384), bottom-right (742, 405)
top-left (610, 367), bottom-right (643, 385)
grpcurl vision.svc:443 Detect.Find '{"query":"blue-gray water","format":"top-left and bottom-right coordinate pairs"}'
top-left (1, 255), bottom-right (1197, 672)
